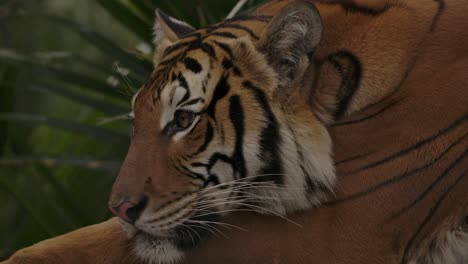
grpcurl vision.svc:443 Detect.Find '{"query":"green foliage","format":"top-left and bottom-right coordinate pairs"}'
top-left (0, 0), bottom-right (266, 259)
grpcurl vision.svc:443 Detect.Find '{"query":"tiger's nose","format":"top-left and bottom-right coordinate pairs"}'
top-left (109, 197), bottom-right (148, 223)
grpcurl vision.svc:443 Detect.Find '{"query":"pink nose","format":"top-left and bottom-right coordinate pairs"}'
top-left (110, 198), bottom-right (147, 223)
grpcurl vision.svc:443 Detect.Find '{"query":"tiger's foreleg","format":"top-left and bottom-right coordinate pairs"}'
top-left (1, 218), bottom-right (137, 264)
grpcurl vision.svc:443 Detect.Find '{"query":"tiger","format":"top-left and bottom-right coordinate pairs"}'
top-left (3, 0), bottom-right (468, 264)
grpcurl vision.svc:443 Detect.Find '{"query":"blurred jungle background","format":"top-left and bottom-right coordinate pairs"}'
top-left (0, 0), bottom-right (263, 259)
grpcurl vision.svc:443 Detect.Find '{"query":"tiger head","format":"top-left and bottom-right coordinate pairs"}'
top-left (109, 2), bottom-right (336, 263)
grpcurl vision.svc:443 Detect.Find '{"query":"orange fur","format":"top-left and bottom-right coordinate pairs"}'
top-left (3, 0), bottom-right (467, 263)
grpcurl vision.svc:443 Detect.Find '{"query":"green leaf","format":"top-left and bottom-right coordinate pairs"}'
top-left (0, 178), bottom-right (57, 236)
top-left (31, 166), bottom-right (83, 229)
top-left (0, 65), bottom-right (18, 154)
top-left (33, 51), bottom-right (146, 84)
top-left (0, 49), bottom-right (133, 102)
top-left (15, 13), bottom-right (153, 78)
top-left (96, 0), bottom-right (153, 41)
top-left (0, 113), bottom-right (128, 142)
top-left (28, 83), bottom-right (130, 116)
top-left (127, 0), bottom-right (155, 22)
top-left (0, 156), bottom-right (120, 172)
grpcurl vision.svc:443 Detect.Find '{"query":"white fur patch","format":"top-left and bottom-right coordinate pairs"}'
top-left (133, 235), bottom-right (184, 264)
top-left (249, 106), bottom-right (335, 215)
top-left (159, 58), bottom-right (210, 141)
top-left (409, 226), bottom-right (468, 264)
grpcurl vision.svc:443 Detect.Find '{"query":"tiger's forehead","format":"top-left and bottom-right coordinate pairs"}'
top-left (131, 47), bottom-right (213, 120)
top-left (159, 50), bottom-right (212, 108)
top-left (131, 14), bottom-right (273, 118)
top-left (139, 14), bottom-right (273, 100)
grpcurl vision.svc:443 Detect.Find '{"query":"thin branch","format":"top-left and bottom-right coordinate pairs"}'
top-left (226, 0), bottom-right (248, 19)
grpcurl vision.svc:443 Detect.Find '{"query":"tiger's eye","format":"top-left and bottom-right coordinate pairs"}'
top-left (175, 110), bottom-right (195, 129)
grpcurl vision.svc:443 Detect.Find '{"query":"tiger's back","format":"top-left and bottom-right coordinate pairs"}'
top-left (186, 0), bottom-right (468, 263)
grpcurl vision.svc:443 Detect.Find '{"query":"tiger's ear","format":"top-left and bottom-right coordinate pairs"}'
top-left (153, 9), bottom-right (196, 48)
top-left (258, 2), bottom-right (322, 88)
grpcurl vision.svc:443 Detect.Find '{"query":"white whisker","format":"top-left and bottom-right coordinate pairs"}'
top-left (187, 221), bottom-right (228, 238)
top-left (198, 173), bottom-right (289, 194)
top-left (177, 224), bottom-right (197, 246)
top-left (185, 222), bottom-right (221, 238)
top-left (114, 62), bottom-right (136, 95)
top-left (186, 219), bottom-right (245, 232)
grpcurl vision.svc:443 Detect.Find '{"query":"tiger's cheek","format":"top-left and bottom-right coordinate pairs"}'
top-left (209, 159), bottom-right (234, 185)
top-left (209, 161), bottom-right (235, 208)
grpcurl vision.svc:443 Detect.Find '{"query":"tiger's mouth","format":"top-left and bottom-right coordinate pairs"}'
top-left (133, 210), bottom-right (223, 252)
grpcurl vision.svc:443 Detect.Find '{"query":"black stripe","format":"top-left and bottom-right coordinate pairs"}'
top-left (178, 74), bottom-right (188, 89)
top-left (333, 100), bottom-right (399, 127)
top-left (180, 97), bottom-right (204, 107)
top-left (390, 149), bottom-right (468, 219)
top-left (183, 57), bottom-right (202, 73)
top-left (201, 42), bottom-right (216, 58)
top-left (172, 74), bottom-right (191, 108)
top-left (180, 31), bottom-right (202, 41)
top-left (209, 153), bottom-right (233, 167)
top-left (160, 56), bottom-right (181, 66)
top-left (326, 132), bottom-right (467, 206)
top-left (171, 72), bottom-right (178, 82)
top-left (210, 31), bottom-right (238, 39)
top-left (183, 166), bottom-right (207, 182)
top-left (316, 0), bottom-right (395, 16)
top-left (243, 81), bottom-right (283, 184)
top-left (163, 41), bottom-right (191, 57)
top-left (162, 33), bottom-right (201, 57)
top-left (191, 121), bottom-right (214, 156)
top-left (221, 59), bottom-right (242, 77)
top-left (347, 84), bottom-right (400, 115)
top-left (224, 24), bottom-right (260, 39)
top-left (213, 24), bottom-right (260, 40)
top-left (346, 114), bottom-right (468, 175)
top-left (222, 59), bottom-right (233, 70)
top-left (203, 174), bottom-right (220, 187)
top-left (184, 39), bottom-right (216, 58)
top-left (191, 152), bottom-right (233, 168)
top-left (401, 169), bottom-right (467, 264)
top-left (340, 2), bottom-right (392, 15)
top-left (335, 151), bottom-right (373, 165)
top-left (431, 0), bottom-right (445, 31)
top-left (206, 75), bottom-right (230, 118)
top-left (212, 40), bottom-right (233, 58)
top-left (229, 95), bottom-right (247, 178)
top-left (224, 15), bottom-right (272, 23)
top-left (286, 123), bottom-right (327, 194)
top-left (320, 50), bottom-right (362, 119)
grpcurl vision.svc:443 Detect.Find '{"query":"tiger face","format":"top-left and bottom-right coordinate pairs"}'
top-left (109, 2), bottom-right (335, 263)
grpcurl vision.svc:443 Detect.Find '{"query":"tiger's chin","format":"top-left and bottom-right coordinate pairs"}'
top-left (120, 212), bottom-right (223, 264)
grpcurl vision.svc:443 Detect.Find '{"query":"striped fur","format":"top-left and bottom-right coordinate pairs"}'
top-left (107, 1), bottom-right (468, 263)
top-left (109, 3), bottom-right (337, 263)
top-left (3, 1), bottom-right (467, 264)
